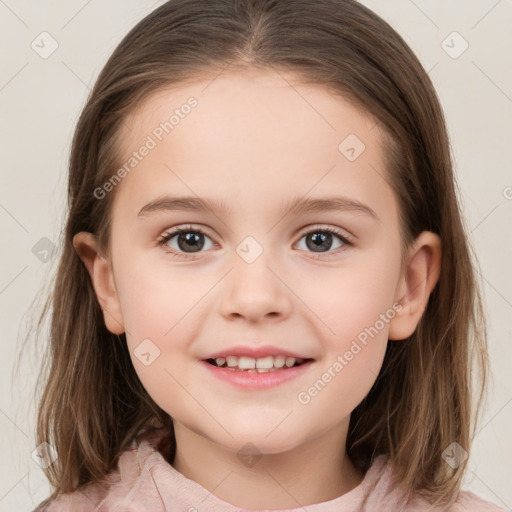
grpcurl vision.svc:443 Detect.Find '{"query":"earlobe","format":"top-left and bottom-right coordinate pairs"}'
top-left (72, 232), bottom-right (125, 335)
top-left (388, 231), bottom-right (442, 341)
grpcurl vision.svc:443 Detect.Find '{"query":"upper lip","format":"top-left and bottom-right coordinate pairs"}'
top-left (202, 345), bottom-right (314, 360)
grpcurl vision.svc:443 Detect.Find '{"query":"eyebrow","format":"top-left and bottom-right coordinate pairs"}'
top-left (137, 195), bottom-right (380, 222)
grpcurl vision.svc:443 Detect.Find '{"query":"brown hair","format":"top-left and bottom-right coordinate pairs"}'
top-left (25, 0), bottom-right (489, 509)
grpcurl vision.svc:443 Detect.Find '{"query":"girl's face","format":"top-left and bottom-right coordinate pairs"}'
top-left (77, 68), bottom-right (440, 460)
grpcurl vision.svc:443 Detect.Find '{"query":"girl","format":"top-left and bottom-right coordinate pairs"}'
top-left (30, 0), bottom-right (506, 510)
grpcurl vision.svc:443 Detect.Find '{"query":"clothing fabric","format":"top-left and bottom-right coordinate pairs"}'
top-left (37, 426), bottom-right (507, 512)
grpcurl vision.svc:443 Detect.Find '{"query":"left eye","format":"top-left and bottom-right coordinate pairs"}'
top-left (157, 224), bottom-right (353, 259)
top-left (296, 226), bottom-right (353, 254)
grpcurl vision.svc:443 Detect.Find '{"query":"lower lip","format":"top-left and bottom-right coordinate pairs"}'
top-left (200, 360), bottom-right (314, 390)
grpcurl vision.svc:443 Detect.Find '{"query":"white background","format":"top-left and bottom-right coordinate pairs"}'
top-left (1, 1), bottom-right (511, 510)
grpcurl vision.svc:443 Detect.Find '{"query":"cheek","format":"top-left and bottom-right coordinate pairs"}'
top-left (301, 248), bottom-right (402, 345)
top-left (295, 262), bottom-right (397, 416)
top-left (115, 252), bottom-right (204, 340)
top-left (113, 257), bottom-right (207, 393)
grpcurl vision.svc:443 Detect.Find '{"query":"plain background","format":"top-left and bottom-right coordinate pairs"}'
top-left (1, 1), bottom-right (511, 510)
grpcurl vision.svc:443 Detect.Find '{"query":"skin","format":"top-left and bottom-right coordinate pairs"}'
top-left (73, 68), bottom-right (441, 509)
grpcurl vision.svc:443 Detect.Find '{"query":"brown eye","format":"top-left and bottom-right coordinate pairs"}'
top-left (296, 226), bottom-right (353, 254)
top-left (158, 225), bottom-right (215, 258)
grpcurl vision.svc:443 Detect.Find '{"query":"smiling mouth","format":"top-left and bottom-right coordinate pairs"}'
top-left (204, 356), bottom-right (313, 372)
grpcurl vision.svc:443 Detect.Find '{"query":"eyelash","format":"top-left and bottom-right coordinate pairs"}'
top-left (157, 224), bottom-right (354, 260)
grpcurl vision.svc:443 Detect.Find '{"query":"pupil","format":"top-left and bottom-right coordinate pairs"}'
top-left (178, 232), bottom-right (204, 252)
top-left (307, 232), bottom-right (332, 252)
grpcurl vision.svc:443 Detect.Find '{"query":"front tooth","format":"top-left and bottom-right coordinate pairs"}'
top-left (215, 357), bottom-right (226, 367)
top-left (285, 357), bottom-right (296, 368)
top-left (256, 356), bottom-right (274, 369)
top-left (273, 355), bottom-right (286, 368)
top-left (226, 356), bottom-right (238, 367)
top-left (238, 356), bottom-right (256, 369)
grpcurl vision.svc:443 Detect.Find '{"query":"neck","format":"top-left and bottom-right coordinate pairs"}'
top-left (171, 421), bottom-right (364, 510)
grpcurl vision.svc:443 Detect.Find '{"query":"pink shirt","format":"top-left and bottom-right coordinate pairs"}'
top-left (41, 427), bottom-right (507, 512)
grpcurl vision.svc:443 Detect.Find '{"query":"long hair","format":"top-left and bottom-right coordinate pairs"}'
top-left (26, 0), bottom-right (488, 508)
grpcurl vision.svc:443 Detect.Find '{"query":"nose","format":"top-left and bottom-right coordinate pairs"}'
top-left (218, 252), bottom-right (292, 323)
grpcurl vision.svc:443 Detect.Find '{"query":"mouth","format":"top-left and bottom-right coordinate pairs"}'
top-left (203, 355), bottom-right (313, 372)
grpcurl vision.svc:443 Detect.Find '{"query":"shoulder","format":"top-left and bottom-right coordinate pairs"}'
top-left (362, 456), bottom-right (508, 512)
top-left (32, 498), bottom-right (52, 512)
top-left (33, 426), bottom-right (171, 512)
top-left (33, 481), bottom-right (111, 512)
top-left (449, 490), bottom-right (509, 512)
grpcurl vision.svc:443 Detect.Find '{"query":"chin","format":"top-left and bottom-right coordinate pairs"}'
top-left (213, 426), bottom-right (307, 457)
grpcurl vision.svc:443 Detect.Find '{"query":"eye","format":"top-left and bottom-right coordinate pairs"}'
top-left (295, 225), bottom-right (353, 257)
top-left (157, 224), bottom-right (216, 259)
top-left (157, 224), bottom-right (354, 260)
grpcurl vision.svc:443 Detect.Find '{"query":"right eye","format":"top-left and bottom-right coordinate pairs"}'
top-left (157, 225), bottom-right (217, 259)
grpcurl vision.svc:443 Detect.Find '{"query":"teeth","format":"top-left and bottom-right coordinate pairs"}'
top-left (273, 355), bottom-right (286, 368)
top-left (226, 356), bottom-right (238, 367)
top-left (211, 355), bottom-right (305, 371)
top-left (238, 356), bottom-right (255, 369)
top-left (256, 356), bottom-right (273, 369)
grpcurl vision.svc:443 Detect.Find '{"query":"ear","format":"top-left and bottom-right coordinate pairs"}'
top-left (72, 232), bottom-right (125, 335)
top-left (388, 231), bottom-right (442, 341)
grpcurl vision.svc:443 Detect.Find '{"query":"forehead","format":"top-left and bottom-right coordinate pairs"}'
top-left (111, 68), bottom-right (394, 221)
top-left (120, 68), bottom-right (379, 149)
